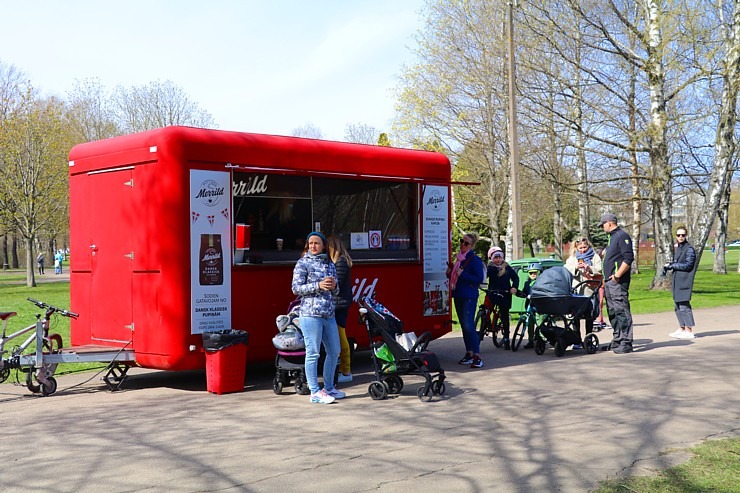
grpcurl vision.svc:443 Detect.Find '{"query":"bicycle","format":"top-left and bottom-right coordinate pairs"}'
top-left (0, 297), bottom-right (78, 396)
top-left (475, 288), bottom-right (510, 347)
top-left (511, 291), bottom-right (537, 351)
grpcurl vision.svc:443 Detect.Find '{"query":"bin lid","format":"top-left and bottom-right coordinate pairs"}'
top-left (508, 257), bottom-right (563, 270)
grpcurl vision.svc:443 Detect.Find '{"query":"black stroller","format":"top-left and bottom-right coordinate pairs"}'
top-left (271, 307), bottom-right (310, 395)
top-left (358, 296), bottom-right (446, 402)
top-left (529, 267), bottom-right (602, 357)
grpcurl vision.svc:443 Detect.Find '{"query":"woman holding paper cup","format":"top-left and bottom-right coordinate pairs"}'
top-left (291, 231), bottom-right (343, 404)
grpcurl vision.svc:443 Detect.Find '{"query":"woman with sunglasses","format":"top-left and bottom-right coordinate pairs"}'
top-left (448, 233), bottom-right (486, 368)
top-left (565, 237), bottom-right (603, 347)
top-left (665, 227), bottom-right (697, 339)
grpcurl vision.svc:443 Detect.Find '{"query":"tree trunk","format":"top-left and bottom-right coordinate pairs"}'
top-left (712, 184), bottom-right (731, 273)
top-left (25, 237), bottom-right (36, 287)
top-left (692, 0), bottom-right (739, 266)
top-left (646, 0), bottom-right (672, 290)
top-left (11, 234), bottom-right (19, 269)
top-left (552, 181), bottom-right (563, 260)
top-left (0, 234), bottom-right (7, 269)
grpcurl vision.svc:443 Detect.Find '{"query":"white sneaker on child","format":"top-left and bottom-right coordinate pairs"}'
top-left (676, 331), bottom-right (695, 339)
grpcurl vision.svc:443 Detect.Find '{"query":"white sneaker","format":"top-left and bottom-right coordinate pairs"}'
top-left (669, 329), bottom-right (684, 338)
top-left (676, 331), bottom-right (695, 339)
top-left (310, 389), bottom-right (336, 404)
top-left (337, 373), bottom-right (353, 383)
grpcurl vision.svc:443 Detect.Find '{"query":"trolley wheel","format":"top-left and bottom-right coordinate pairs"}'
top-left (554, 341), bottom-right (566, 357)
top-left (584, 333), bottom-right (600, 354)
top-left (384, 375), bottom-right (404, 394)
top-left (26, 371), bottom-right (41, 393)
top-left (475, 307), bottom-right (489, 342)
top-left (511, 317), bottom-right (527, 352)
top-left (369, 381), bottom-right (389, 400)
top-left (0, 367), bottom-right (9, 384)
top-left (534, 338), bottom-right (546, 355)
top-left (40, 377), bottom-right (57, 397)
top-left (417, 384), bottom-right (433, 402)
top-left (432, 379), bottom-right (446, 396)
top-left (272, 375), bottom-right (283, 395)
top-left (492, 315), bottom-right (505, 347)
top-left (294, 376), bottom-right (309, 395)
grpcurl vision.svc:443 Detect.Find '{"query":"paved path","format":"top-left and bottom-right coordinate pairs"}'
top-left (1, 306), bottom-right (738, 492)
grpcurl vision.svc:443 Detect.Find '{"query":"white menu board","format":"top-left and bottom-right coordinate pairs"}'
top-left (422, 185), bottom-right (450, 316)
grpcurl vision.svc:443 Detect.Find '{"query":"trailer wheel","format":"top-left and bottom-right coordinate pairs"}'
top-left (584, 333), bottom-right (600, 354)
top-left (26, 371), bottom-right (41, 393)
top-left (0, 367), bottom-right (9, 384)
top-left (534, 338), bottom-right (546, 355)
top-left (554, 342), bottom-right (566, 357)
top-left (41, 377), bottom-right (57, 397)
top-left (417, 384), bottom-right (433, 402)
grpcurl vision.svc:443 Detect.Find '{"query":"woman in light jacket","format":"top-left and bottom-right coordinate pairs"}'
top-left (565, 237), bottom-right (603, 344)
top-left (292, 232), bottom-right (344, 404)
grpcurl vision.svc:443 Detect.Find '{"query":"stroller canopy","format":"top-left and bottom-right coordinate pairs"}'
top-left (530, 266), bottom-right (573, 297)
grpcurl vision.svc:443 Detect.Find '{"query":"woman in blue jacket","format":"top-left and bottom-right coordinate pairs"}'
top-left (449, 232), bottom-right (486, 368)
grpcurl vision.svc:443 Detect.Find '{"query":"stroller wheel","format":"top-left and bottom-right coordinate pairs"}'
top-left (369, 381), bottom-right (389, 400)
top-left (272, 375), bottom-right (283, 395)
top-left (294, 376), bottom-right (310, 395)
top-left (554, 341), bottom-right (566, 357)
top-left (534, 338), bottom-right (546, 355)
top-left (417, 384), bottom-right (433, 402)
top-left (384, 375), bottom-right (404, 394)
top-left (584, 333), bottom-right (600, 354)
top-left (432, 379), bottom-right (446, 396)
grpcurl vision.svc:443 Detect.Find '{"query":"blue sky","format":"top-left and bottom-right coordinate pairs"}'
top-left (0, 1), bottom-right (425, 141)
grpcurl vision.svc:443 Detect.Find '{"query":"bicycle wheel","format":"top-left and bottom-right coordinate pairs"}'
top-left (476, 306), bottom-right (490, 342)
top-left (511, 316), bottom-right (528, 352)
top-left (491, 312), bottom-right (505, 347)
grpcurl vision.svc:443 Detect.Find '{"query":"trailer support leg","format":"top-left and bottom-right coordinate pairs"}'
top-left (103, 363), bottom-right (130, 391)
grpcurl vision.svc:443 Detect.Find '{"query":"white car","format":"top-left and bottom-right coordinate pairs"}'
top-left (728, 240), bottom-right (740, 247)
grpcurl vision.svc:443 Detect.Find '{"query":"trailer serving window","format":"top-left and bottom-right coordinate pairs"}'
top-left (232, 171), bottom-right (417, 263)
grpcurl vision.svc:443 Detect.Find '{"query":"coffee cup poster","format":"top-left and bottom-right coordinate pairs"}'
top-left (190, 170), bottom-right (232, 334)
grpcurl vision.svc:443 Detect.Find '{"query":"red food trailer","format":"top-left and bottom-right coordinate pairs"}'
top-left (68, 126), bottom-right (452, 372)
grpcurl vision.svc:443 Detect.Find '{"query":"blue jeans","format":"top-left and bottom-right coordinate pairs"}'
top-left (454, 297), bottom-right (479, 355)
top-left (300, 316), bottom-right (340, 394)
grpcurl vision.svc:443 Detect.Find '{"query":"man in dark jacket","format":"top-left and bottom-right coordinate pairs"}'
top-left (664, 226), bottom-right (697, 339)
top-left (599, 213), bottom-right (635, 353)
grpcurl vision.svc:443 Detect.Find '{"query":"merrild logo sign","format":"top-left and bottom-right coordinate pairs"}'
top-left (425, 189), bottom-right (445, 211)
top-left (195, 179), bottom-right (226, 207)
top-left (351, 277), bottom-right (379, 302)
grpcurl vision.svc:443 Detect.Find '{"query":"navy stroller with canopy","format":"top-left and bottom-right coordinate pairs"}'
top-left (529, 266), bottom-right (602, 356)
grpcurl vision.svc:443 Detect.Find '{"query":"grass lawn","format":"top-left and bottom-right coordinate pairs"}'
top-left (594, 437), bottom-right (740, 493)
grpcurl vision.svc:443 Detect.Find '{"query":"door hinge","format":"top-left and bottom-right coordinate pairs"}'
top-left (124, 179), bottom-right (134, 187)
top-left (124, 252), bottom-right (134, 260)
top-left (124, 323), bottom-right (134, 331)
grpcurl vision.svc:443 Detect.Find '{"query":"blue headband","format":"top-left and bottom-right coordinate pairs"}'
top-left (306, 231), bottom-right (326, 243)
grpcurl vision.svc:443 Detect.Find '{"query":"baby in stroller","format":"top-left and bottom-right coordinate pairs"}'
top-left (358, 296), bottom-right (446, 402)
top-left (271, 305), bottom-right (310, 395)
top-left (529, 266), bottom-right (602, 356)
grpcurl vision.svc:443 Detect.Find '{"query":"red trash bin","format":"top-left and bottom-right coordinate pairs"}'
top-left (202, 330), bottom-right (249, 394)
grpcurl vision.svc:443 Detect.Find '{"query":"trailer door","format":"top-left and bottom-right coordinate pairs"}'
top-left (89, 168), bottom-right (134, 344)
